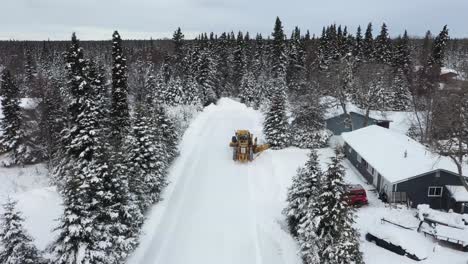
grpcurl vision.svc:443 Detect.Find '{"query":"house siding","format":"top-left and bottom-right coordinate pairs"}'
top-left (326, 112), bottom-right (382, 135)
top-left (344, 143), bottom-right (381, 190)
top-left (395, 170), bottom-right (464, 211)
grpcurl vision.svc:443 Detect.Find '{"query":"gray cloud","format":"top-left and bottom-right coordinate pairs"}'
top-left (1, 0), bottom-right (467, 40)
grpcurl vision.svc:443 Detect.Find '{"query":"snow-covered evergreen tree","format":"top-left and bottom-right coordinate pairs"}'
top-left (389, 68), bottom-right (411, 111)
top-left (271, 17), bottom-right (287, 79)
top-left (110, 30), bottom-right (130, 147)
top-left (363, 23), bottom-right (374, 62)
top-left (0, 70), bottom-right (22, 155)
top-left (393, 30), bottom-right (411, 74)
top-left (239, 71), bottom-right (256, 107)
top-left (429, 25), bottom-right (449, 68)
top-left (374, 23), bottom-right (392, 64)
top-left (163, 77), bottom-right (185, 106)
top-left (125, 104), bottom-right (168, 212)
top-left (52, 33), bottom-right (140, 264)
top-left (316, 149), bottom-right (363, 264)
top-left (284, 150), bottom-right (322, 237)
top-left (182, 77), bottom-right (201, 106)
top-left (287, 26), bottom-right (306, 93)
top-left (0, 70), bottom-right (39, 165)
top-left (353, 26), bottom-right (364, 60)
top-left (154, 105), bottom-right (179, 162)
top-left (263, 84), bottom-right (289, 149)
top-left (290, 94), bottom-right (328, 148)
top-left (0, 199), bottom-right (46, 264)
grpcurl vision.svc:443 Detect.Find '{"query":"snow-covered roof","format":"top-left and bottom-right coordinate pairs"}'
top-left (446, 185), bottom-right (468, 202)
top-left (342, 125), bottom-right (468, 184)
top-left (440, 67), bottom-right (459, 76)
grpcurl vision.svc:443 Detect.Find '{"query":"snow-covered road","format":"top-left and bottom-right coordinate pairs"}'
top-left (128, 99), bottom-right (304, 264)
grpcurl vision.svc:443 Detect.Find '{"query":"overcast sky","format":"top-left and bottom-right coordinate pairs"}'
top-left (1, 0), bottom-right (467, 40)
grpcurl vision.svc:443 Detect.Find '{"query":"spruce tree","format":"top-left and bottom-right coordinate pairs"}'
top-left (290, 95), bottom-right (326, 148)
top-left (271, 17), bottom-right (287, 79)
top-left (0, 70), bottom-right (37, 165)
top-left (363, 23), bottom-right (374, 62)
top-left (125, 104), bottom-right (168, 212)
top-left (263, 85), bottom-right (289, 149)
top-left (316, 149), bottom-right (363, 264)
top-left (154, 105), bottom-right (179, 162)
top-left (354, 26), bottom-right (364, 60)
top-left (393, 30), bottom-right (411, 75)
top-left (389, 68), bottom-right (411, 111)
top-left (163, 77), bottom-right (184, 106)
top-left (0, 70), bottom-right (22, 156)
top-left (239, 71), bottom-right (256, 107)
top-left (429, 25), bottom-right (449, 68)
top-left (110, 31), bottom-right (130, 148)
top-left (374, 23), bottom-right (392, 64)
top-left (284, 150), bottom-right (322, 237)
top-left (0, 199), bottom-right (45, 264)
top-left (287, 26), bottom-right (306, 93)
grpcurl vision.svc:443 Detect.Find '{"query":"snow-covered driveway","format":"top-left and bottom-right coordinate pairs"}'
top-left (128, 99), bottom-right (304, 264)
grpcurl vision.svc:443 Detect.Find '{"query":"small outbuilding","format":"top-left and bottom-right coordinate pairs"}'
top-left (326, 111), bottom-right (391, 135)
top-left (342, 125), bottom-right (468, 213)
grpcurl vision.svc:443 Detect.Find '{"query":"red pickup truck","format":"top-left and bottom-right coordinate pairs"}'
top-left (345, 184), bottom-right (368, 206)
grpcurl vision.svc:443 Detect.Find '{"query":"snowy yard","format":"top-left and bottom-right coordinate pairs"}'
top-left (1, 98), bottom-right (467, 263)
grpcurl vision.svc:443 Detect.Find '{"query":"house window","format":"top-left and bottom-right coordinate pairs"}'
top-left (428, 186), bottom-right (443, 197)
top-left (356, 153), bottom-right (362, 163)
top-left (435, 171), bottom-right (440, 178)
top-left (348, 146), bottom-right (352, 154)
top-left (367, 165), bottom-right (373, 175)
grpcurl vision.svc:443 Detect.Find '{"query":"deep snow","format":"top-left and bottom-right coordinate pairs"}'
top-left (128, 98), bottom-right (305, 264)
top-left (0, 97), bottom-right (466, 263)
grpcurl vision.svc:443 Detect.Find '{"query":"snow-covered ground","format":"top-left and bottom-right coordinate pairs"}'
top-left (0, 97), bottom-right (467, 263)
top-left (128, 98), bottom-right (305, 264)
top-left (0, 158), bottom-right (62, 250)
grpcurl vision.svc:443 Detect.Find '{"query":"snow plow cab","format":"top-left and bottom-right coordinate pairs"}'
top-left (345, 184), bottom-right (368, 206)
top-left (229, 130), bottom-right (269, 162)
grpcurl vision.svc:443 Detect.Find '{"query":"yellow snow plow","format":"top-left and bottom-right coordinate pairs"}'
top-left (229, 130), bottom-right (270, 162)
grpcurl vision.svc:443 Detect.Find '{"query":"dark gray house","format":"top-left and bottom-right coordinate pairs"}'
top-left (326, 111), bottom-right (390, 135)
top-left (342, 125), bottom-right (468, 213)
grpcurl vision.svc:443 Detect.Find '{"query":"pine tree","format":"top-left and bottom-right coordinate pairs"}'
top-left (0, 199), bottom-right (45, 264)
top-left (51, 33), bottom-right (138, 264)
top-left (0, 70), bottom-right (37, 165)
top-left (271, 17), bottom-right (287, 79)
top-left (393, 30), bottom-right (411, 75)
top-left (429, 25), bottom-right (449, 68)
top-left (111, 31), bottom-right (130, 148)
top-left (316, 149), bottom-right (363, 264)
top-left (353, 26), bottom-right (364, 60)
top-left (182, 77), bottom-right (202, 106)
top-left (0, 70), bottom-right (22, 155)
top-left (363, 23), bottom-right (374, 62)
top-left (23, 50), bottom-right (38, 97)
top-left (374, 23), bottom-right (392, 64)
top-left (263, 85), bottom-right (289, 149)
top-left (287, 26), bottom-right (306, 93)
top-left (232, 31), bottom-right (246, 91)
top-left (284, 150), bottom-right (322, 237)
top-left (125, 104), bottom-right (168, 212)
top-left (389, 68), bottom-right (411, 111)
top-left (290, 95), bottom-right (327, 148)
top-left (154, 105), bottom-right (179, 162)
top-left (239, 71), bottom-right (256, 107)
top-left (163, 77), bottom-right (185, 106)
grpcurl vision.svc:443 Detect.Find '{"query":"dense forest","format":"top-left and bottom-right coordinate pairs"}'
top-left (0, 17), bottom-right (467, 264)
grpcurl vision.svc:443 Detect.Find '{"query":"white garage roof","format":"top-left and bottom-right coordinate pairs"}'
top-left (342, 125), bottom-right (468, 184)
